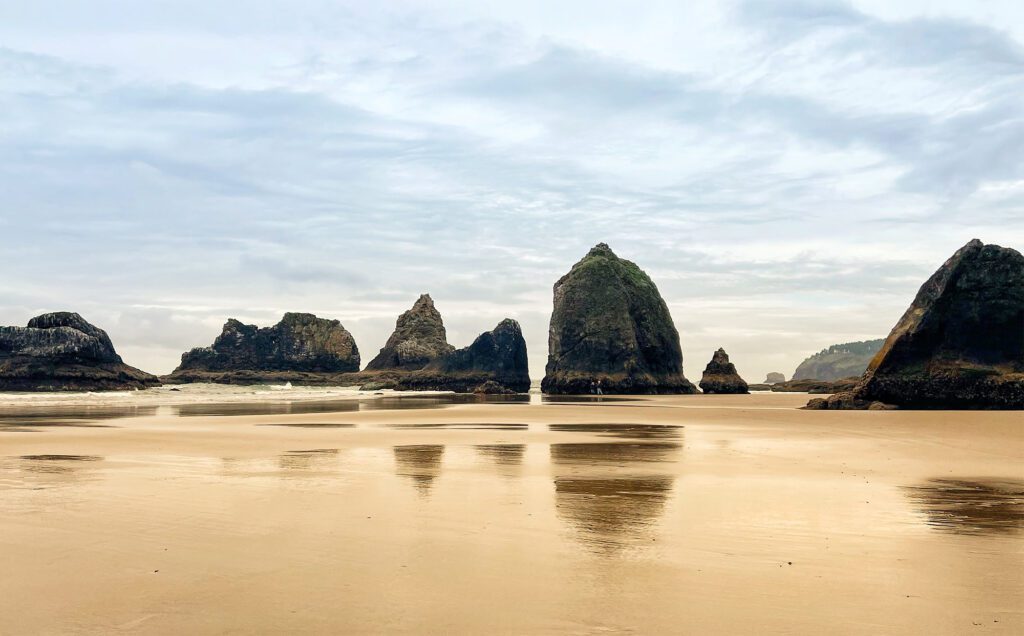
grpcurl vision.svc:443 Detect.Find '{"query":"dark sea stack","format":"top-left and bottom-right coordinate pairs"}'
top-left (168, 313), bottom-right (360, 382)
top-left (699, 348), bottom-right (749, 394)
top-left (793, 339), bottom-right (885, 381)
top-left (807, 240), bottom-right (1024, 410)
top-left (765, 372), bottom-right (786, 384)
top-left (365, 294), bottom-right (454, 371)
top-left (0, 312), bottom-right (159, 391)
top-left (396, 319), bottom-right (530, 393)
top-left (541, 243), bottom-right (697, 395)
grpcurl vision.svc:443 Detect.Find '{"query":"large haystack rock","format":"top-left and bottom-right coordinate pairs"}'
top-left (0, 312), bottom-right (159, 391)
top-left (699, 348), bottom-right (749, 394)
top-left (808, 240), bottom-right (1024, 410)
top-left (764, 372), bottom-right (786, 384)
top-left (167, 313), bottom-right (359, 382)
top-left (365, 294), bottom-right (454, 371)
top-left (541, 243), bottom-right (697, 395)
top-left (396, 319), bottom-right (530, 393)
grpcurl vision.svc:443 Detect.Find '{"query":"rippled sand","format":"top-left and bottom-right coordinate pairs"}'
top-left (0, 392), bottom-right (1021, 634)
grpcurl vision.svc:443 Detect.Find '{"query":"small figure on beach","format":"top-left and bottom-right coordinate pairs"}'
top-left (596, 379), bottom-right (603, 395)
top-left (589, 380), bottom-right (597, 394)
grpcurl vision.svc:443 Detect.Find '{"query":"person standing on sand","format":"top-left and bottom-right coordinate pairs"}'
top-left (589, 380), bottom-right (597, 395)
top-left (596, 379), bottom-right (603, 395)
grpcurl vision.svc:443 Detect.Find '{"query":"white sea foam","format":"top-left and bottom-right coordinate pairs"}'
top-left (0, 383), bottom-right (424, 410)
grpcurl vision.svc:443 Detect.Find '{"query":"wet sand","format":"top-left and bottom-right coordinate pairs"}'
top-left (1, 392), bottom-right (1021, 634)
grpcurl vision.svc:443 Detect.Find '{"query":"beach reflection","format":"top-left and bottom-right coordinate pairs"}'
top-left (550, 441), bottom-right (681, 551)
top-left (394, 445), bottom-right (445, 495)
top-left (905, 478), bottom-right (1024, 535)
top-left (278, 449), bottom-right (341, 471)
top-left (548, 423), bottom-right (682, 440)
top-left (0, 406), bottom-right (157, 432)
top-left (475, 444), bottom-right (525, 477)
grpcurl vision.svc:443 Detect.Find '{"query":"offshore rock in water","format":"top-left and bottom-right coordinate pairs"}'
top-left (168, 313), bottom-right (360, 382)
top-left (699, 348), bottom-right (749, 394)
top-left (541, 243), bottom-right (697, 395)
top-left (395, 318), bottom-right (530, 393)
top-left (808, 239), bottom-right (1024, 410)
top-left (764, 372), bottom-right (786, 384)
top-left (0, 312), bottom-right (159, 391)
top-left (365, 294), bottom-right (454, 371)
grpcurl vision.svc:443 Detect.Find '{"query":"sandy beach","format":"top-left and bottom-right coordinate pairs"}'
top-left (1, 390), bottom-right (1021, 634)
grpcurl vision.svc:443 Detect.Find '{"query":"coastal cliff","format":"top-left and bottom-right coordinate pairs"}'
top-left (792, 339), bottom-right (884, 381)
top-left (808, 240), bottom-right (1024, 410)
top-left (541, 243), bottom-right (697, 394)
top-left (0, 312), bottom-right (159, 391)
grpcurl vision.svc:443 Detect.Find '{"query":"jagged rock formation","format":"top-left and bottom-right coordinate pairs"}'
top-left (699, 348), bottom-right (749, 394)
top-left (793, 339), bottom-right (885, 381)
top-left (365, 294), bottom-right (454, 371)
top-left (395, 319), bottom-right (530, 393)
top-left (764, 372), bottom-right (786, 384)
top-left (166, 313), bottom-right (359, 383)
top-left (0, 312), bottom-right (159, 391)
top-left (808, 240), bottom-right (1024, 410)
top-left (541, 243), bottom-right (697, 395)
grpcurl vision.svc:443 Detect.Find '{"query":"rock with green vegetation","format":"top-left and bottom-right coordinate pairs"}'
top-left (365, 294), bottom-right (455, 371)
top-left (396, 319), bottom-right (530, 393)
top-left (541, 243), bottom-right (697, 394)
top-left (168, 313), bottom-right (360, 381)
top-left (699, 348), bottom-right (749, 394)
top-left (807, 239), bottom-right (1024, 410)
top-left (793, 339), bottom-right (885, 381)
top-left (0, 312), bottom-right (159, 391)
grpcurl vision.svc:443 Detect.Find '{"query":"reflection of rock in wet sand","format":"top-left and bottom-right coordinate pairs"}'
top-left (905, 478), bottom-right (1024, 535)
top-left (278, 449), bottom-right (340, 471)
top-left (554, 476), bottom-right (675, 549)
top-left (550, 442), bottom-right (680, 550)
top-left (475, 444), bottom-right (525, 477)
top-left (550, 442), bottom-right (681, 466)
top-left (0, 406), bottom-right (157, 432)
top-left (393, 445), bottom-right (445, 494)
top-left (548, 423), bottom-right (682, 440)
top-left (1, 455), bottom-right (104, 488)
top-left (176, 401), bottom-right (360, 417)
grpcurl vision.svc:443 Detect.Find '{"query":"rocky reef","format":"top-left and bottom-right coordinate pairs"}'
top-left (764, 372), bottom-right (786, 384)
top-left (793, 339), bottom-right (885, 381)
top-left (808, 240), bottom-right (1024, 410)
top-left (166, 313), bottom-right (360, 383)
top-left (748, 378), bottom-right (859, 393)
top-left (0, 312), bottom-right (159, 391)
top-left (395, 319), bottom-right (530, 393)
top-left (365, 294), bottom-right (454, 371)
top-left (541, 243), bottom-right (697, 395)
top-left (699, 348), bottom-right (749, 394)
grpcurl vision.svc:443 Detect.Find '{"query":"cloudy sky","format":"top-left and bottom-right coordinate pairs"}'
top-left (2, 0), bottom-right (1023, 382)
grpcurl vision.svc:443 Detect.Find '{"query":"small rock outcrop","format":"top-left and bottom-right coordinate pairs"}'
top-left (0, 312), bottom-right (159, 391)
top-left (699, 348), bottom-right (749, 394)
top-left (365, 294), bottom-right (454, 371)
top-left (167, 313), bottom-right (359, 382)
top-left (793, 339), bottom-right (885, 381)
top-left (764, 372), bottom-right (786, 384)
top-left (396, 319), bottom-right (530, 393)
top-left (541, 243), bottom-right (697, 395)
top-left (808, 240), bottom-right (1024, 410)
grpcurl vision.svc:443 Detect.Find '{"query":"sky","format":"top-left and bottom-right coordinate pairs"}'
top-left (1, 0), bottom-right (1023, 383)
